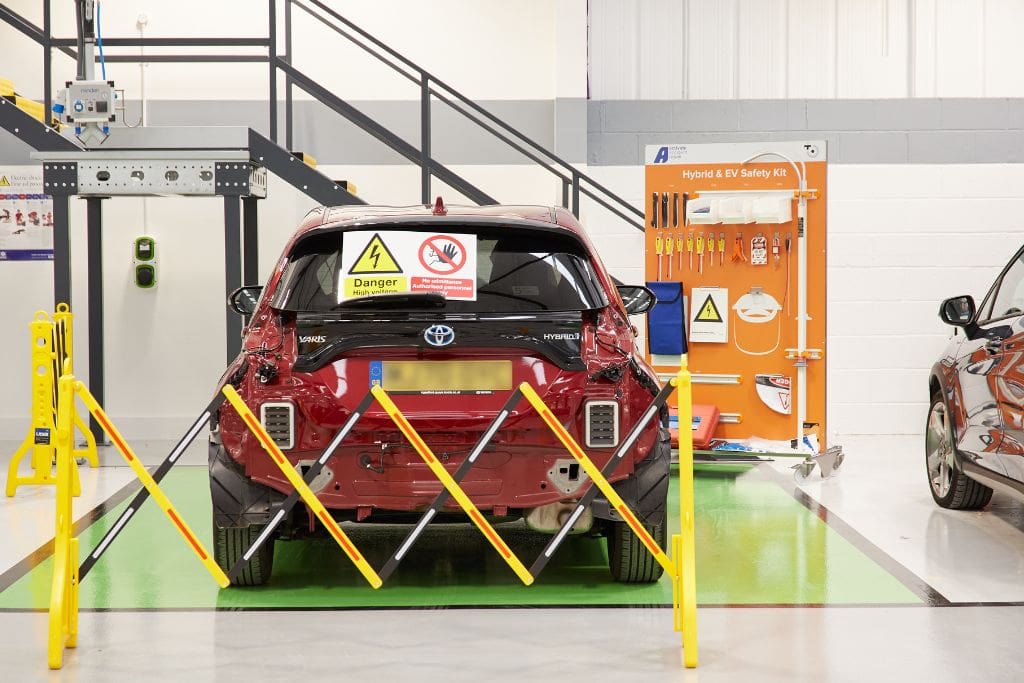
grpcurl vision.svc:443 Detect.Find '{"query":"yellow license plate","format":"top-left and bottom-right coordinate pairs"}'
top-left (382, 360), bottom-right (512, 393)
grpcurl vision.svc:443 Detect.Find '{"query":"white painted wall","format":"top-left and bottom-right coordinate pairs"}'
top-left (3, 0), bottom-right (562, 102)
top-left (589, 0), bottom-right (1024, 99)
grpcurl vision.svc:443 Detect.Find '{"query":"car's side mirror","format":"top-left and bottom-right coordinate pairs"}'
top-left (229, 286), bottom-right (263, 316)
top-left (617, 285), bottom-right (656, 315)
top-left (939, 295), bottom-right (976, 327)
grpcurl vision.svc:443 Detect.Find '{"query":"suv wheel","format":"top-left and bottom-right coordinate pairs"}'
top-left (214, 523), bottom-right (274, 586)
top-left (926, 394), bottom-right (992, 510)
top-left (608, 519), bottom-right (666, 583)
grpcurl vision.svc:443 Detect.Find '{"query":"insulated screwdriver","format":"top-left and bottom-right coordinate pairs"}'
top-left (655, 235), bottom-right (663, 280)
top-left (718, 232), bottom-right (726, 266)
top-left (687, 230), bottom-right (694, 271)
top-left (696, 232), bottom-right (705, 275)
top-left (666, 232), bottom-right (674, 279)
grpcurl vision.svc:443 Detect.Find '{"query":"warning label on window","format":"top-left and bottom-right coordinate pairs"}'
top-left (339, 230), bottom-right (477, 301)
top-left (689, 287), bottom-right (728, 343)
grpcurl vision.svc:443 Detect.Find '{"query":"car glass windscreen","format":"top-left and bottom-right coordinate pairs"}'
top-left (270, 226), bottom-right (608, 313)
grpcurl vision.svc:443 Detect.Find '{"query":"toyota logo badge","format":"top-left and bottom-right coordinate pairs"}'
top-left (423, 324), bottom-right (455, 347)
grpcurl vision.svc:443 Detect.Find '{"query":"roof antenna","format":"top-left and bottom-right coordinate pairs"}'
top-left (432, 196), bottom-right (447, 216)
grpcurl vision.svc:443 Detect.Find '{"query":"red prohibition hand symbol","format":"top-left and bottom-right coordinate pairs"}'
top-left (419, 235), bottom-right (467, 275)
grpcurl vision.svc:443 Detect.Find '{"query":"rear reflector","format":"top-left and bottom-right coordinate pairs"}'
top-left (260, 402), bottom-right (294, 450)
top-left (585, 401), bottom-right (619, 448)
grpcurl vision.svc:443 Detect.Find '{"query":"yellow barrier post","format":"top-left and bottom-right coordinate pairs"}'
top-left (76, 384), bottom-right (229, 588)
top-left (675, 354), bottom-right (699, 668)
top-left (47, 372), bottom-right (79, 670)
top-left (222, 385), bottom-right (383, 588)
top-left (371, 385), bottom-right (535, 586)
top-left (52, 303), bottom-right (99, 468)
top-left (518, 382), bottom-right (677, 577)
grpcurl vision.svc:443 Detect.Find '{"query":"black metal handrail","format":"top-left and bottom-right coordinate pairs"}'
top-left (284, 0), bottom-right (644, 230)
top-left (0, 1), bottom-right (644, 232)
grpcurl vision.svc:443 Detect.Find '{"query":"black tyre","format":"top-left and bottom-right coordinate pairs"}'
top-left (926, 394), bottom-right (992, 510)
top-left (214, 523), bottom-right (274, 586)
top-left (608, 518), bottom-right (667, 583)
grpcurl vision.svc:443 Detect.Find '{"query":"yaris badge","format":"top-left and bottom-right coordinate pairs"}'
top-left (423, 324), bottom-right (455, 347)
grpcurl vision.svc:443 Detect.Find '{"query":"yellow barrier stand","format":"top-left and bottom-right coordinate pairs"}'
top-left (47, 372), bottom-right (79, 670)
top-left (674, 354), bottom-right (699, 668)
top-left (222, 385), bottom-right (383, 589)
top-left (7, 305), bottom-right (98, 497)
top-left (53, 304), bottom-right (100, 469)
top-left (371, 385), bottom-right (535, 586)
top-left (76, 385), bottom-right (229, 589)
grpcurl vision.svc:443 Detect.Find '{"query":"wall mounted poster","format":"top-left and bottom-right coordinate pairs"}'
top-left (0, 166), bottom-right (53, 261)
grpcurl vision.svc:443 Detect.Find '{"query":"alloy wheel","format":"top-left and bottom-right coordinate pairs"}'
top-left (926, 400), bottom-right (954, 499)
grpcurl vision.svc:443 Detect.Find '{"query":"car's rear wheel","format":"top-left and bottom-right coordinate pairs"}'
top-left (213, 523), bottom-right (274, 586)
top-left (608, 519), bottom-right (666, 583)
top-left (926, 394), bottom-right (992, 510)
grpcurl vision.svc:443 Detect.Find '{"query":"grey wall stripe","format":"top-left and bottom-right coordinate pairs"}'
top-left (0, 98), bottom-right (584, 166)
top-left (587, 98), bottom-right (1024, 165)
top-left (4, 97), bottom-right (1023, 167)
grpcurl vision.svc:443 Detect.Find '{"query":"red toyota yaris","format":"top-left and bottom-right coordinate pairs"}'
top-left (211, 201), bottom-right (669, 585)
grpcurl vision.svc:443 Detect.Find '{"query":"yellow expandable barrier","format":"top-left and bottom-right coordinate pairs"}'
top-left (7, 305), bottom-right (98, 497)
top-left (47, 373), bottom-right (79, 670)
top-left (370, 385), bottom-right (535, 586)
top-left (222, 385), bottom-right (383, 589)
top-left (519, 382), bottom-right (676, 577)
top-left (76, 384), bottom-right (229, 589)
top-left (520, 377), bottom-right (698, 668)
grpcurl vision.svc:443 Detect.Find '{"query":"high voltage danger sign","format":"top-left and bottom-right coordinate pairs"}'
top-left (349, 233), bottom-right (402, 274)
top-left (689, 287), bottom-right (727, 344)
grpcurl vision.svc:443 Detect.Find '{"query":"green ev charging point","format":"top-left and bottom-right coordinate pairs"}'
top-left (133, 235), bottom-right (157, 288)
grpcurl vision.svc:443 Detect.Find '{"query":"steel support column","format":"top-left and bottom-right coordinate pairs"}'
top-left (268, 0), bottom-right (278, 142)
top-left (52, 194), bottom-right (71, 308)
top-left (224, 196), bottom-right (242, 362)
top-left (85, 196), bottom-right (106, 442)
top-left (242, 196), bottom-right (259, 286)
top-left (420, 76), bottom-right (430, 204)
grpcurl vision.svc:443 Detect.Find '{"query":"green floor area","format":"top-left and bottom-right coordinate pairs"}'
top-left (0, 466), bottom-right (921, 609)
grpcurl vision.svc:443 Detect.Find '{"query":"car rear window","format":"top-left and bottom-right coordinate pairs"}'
top-left (270, 225), bottom-right (609, 313)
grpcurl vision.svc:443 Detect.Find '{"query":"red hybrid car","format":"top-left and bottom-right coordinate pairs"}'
top-left (211, 202), bottom-right (668, 585)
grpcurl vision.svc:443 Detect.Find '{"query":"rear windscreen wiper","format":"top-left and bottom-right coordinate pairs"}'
top-left (332, 292), bottom-right (447, 309)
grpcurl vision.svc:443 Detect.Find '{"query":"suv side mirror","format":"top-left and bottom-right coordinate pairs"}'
top-left (229, 286), bottom-right (263, 316)
top-left (617, 285), bottom-right (656, 315)
top-left (939, 295), bottom-right (976, 327)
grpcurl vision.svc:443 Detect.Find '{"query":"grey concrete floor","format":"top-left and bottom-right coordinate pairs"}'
top-left (2, 606), bottom-right (1021, 682)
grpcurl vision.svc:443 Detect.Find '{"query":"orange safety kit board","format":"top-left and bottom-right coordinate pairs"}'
top-left (643, 141), bottom-right (827, 445)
